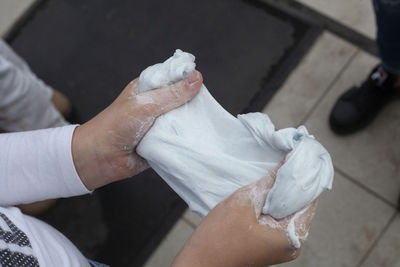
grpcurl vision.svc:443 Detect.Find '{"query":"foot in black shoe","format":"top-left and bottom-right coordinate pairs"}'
top-left (329, 65), bottom-right (400, 134)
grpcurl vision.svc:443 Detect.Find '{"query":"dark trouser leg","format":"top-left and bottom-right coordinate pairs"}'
top-left (373, 0), bottom-right (400, 75)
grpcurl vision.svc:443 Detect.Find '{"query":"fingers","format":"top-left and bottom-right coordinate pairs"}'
top-left (294, 200), bottom-right (317, 238)
top-left (248, 159), bottom-right (286, 216)
top-left (137, 70), bottom-right (203, 117)
top-left (262, 159), bottom-right (285, 187)
top-left (221, 160), bottom-right (285, 223)
top-left (254, 154), bottom-right (287, 197)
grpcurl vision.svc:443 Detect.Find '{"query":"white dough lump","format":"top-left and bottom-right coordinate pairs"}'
top-left (136, 49), bottom-right (334, 219)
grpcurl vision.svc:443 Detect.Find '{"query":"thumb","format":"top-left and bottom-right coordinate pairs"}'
top-left (139, 70), bottom-right (203, 117)
top-left (248, 160), bottom-right (285, 217)
top-left (293, 200), bottom-right (317, 241)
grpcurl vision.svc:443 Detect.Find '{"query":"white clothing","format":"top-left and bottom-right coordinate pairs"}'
top-left (0, 39), bottom-right (67, 132)
top-left (0, 126), bottom-right (91, 266)
top-left (0, 39), bottom-right (93, 266)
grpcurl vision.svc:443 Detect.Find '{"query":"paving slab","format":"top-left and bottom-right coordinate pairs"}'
top-left (276, 173), bottom-right (395, 267)
top-left (304, 50), bottom-right (400, 205)
top-left (297, 0), bottom-right (376, 39)
top-left (263, 31), bottom-right (357, 129)
top-left (361, 215), bottom-right (400, 267)
top-left (182, 209), bottom-right (202, 227)
top-left (143, 219), bottom-right (194, 267)
top-left (0, 0), bottom-right (35, 37)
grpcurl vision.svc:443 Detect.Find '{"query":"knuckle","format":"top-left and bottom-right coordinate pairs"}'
top-left (168, 83), bottom-right (184, 100)
top-left (285, 247), bottom-right (301, 262)
top-left (290, 248), bottom-right (301, 260)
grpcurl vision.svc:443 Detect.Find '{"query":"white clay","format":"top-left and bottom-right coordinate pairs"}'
top-left (138, 49), bottom-right (195, 93)
top-left (136, 49), bottom-right (334, 247)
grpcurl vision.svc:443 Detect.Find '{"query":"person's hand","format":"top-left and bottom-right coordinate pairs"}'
top-left (72, 71), bottom-right (203, 190)
top-left (173, 163), bottom-right (317, 267)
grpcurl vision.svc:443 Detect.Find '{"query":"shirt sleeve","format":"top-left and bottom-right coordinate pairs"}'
top-left (0, 125), bottom-right (91, 206)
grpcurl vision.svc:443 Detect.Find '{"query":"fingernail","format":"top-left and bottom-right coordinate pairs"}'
top-left (184, 71), bottom-right (200, 87)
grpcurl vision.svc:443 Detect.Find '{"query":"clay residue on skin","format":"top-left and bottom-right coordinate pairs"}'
top-left (247, 172), bottom-right (314, 250)
top-left (126, 156), bottom-right (137, 170)
top-left (285, 207), bottom-right (308, 249)
top-left (134, 94), bottom-right (155, 105)
top-left (126, 154), bottom-right (148, 172)
top-left (133, 116), bottom-right (154, 146)
top-left (248, 180), bottom-right (270, 218)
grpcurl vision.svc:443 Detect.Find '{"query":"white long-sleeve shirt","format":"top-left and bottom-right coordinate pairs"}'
top-left (0, 125), bottom-right (92, 266)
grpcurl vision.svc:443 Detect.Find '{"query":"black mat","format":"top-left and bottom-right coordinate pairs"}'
top-left (7, 0), bottom-right (320, 266)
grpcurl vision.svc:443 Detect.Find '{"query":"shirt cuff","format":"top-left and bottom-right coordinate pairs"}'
top-left (58, 125), bottom-right (92, 195)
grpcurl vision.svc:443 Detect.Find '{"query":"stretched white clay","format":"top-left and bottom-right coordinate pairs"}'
top-left (136, 50), bottom-right (334, 246)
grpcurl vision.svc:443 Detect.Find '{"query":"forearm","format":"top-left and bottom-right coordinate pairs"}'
top-left (172, 248), bottom-right (206, 267)
top-left (0, 125), bottom-right (90, 206)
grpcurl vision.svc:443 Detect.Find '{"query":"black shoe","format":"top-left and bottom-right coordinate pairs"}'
top-left (329, 65), bottom-right (400, 134)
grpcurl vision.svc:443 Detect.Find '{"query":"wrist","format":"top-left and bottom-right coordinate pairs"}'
top-left (71, 123), bottom-right (114, 190)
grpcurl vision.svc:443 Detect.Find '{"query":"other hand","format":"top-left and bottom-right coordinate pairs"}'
top-left (72, 71), bottom-right (203, 190)
top-left (173, 163), bottom-right (317, 267)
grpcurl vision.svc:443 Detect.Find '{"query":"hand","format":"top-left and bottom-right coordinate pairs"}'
top-left (173, 163), bottom-right (317, 267)
top-left (72, 71), bottom-right (203, 190)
